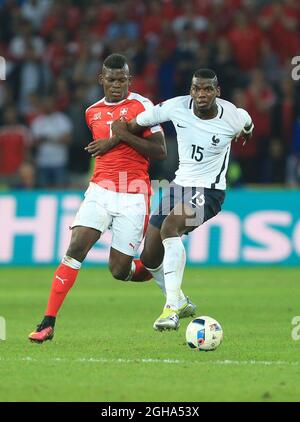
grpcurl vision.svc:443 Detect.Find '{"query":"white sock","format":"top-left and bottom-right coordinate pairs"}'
top-left (178, 290), bottom-right (187, 308)
top-left (125, 260), bottom-right (136, 281)
top-left (146, 262), bottom-right (166, 295)
top-left (162, 237), bottom-right (186, 311)
top-left (146, 262), bottom-right (187, 306)
top-left (62, 255), bottom-right (82, 270)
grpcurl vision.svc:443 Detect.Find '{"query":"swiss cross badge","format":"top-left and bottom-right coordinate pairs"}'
top-left (120, 108), bottom-right (128, 116)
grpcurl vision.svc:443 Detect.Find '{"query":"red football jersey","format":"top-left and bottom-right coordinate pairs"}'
top-left (0, 125), bottom-right (31, 175)
top-left (85, 92), bottom-right (161, 194)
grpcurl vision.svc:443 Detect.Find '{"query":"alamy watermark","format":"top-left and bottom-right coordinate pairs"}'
top-left (0, 56), bottom-right (6, 80)
top-left (291, 316), bottom-right (300, 340)
top-left (0, 316), bottom-right (6, 340)
top-left (94, 175), bottom-right (205, 226)
top-left (291, 56), bottom-right (300, 81)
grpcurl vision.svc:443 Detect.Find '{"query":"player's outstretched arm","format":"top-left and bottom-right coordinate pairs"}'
top-left (126, 117), bottom-right (145, 134)
top-left (112, 119), bottom-right (167, 161)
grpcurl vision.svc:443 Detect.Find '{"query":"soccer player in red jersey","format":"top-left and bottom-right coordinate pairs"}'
top-left (28, 54), bottom-right (166, 343)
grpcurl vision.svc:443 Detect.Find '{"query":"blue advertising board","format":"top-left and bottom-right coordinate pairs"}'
top-left (0, 190), bottom-right (299, 266)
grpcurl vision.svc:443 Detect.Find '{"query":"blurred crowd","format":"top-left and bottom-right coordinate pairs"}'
top-left (0, 0), bottom-right (300, 189)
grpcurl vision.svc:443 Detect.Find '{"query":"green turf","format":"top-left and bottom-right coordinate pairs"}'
top-left (0, 267), bottom-right (300, 402)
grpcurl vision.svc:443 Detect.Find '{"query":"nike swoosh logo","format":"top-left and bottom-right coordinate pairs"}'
top-left (164, 271), bottom-right (175, 275)
top-left (176, 124), bottom-right (186, 128)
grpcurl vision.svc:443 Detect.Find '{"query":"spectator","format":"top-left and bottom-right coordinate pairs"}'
top-left (231, 88), bottom-right (260, 184)
top-left (272, 78), bottom-right (297, 144)
top-left (15, 161), bottom-right (35, 189)
top-left (259, 40), bottom-right (281, 85)
top-left (31, 96), bottom-right (72, 188)
top-left (0, 105), bottom-right (32, 187)
top-left (286, 115), bottom-right (300, 187)
top-left (21, 0), bottom-right (52, 31)
top-left (228, 11), bottom-right (264, 71)
top-left (266, 138), bottom-right (286, 184)
top-left (211, 37), bottom-right (238, 100)
top-left (259, 0), bottom-right (300, 64)
top-left (18, 44), bottom-right (51, 113)
top-left (0, 0), bottom-right (299, 188)
top-left (106, 4), bottom-right (139, 41)
top-left (9, 19), bottom-right (44, 61)
top-left (22, 91), bottom-right (41, 125)
top-left (67, 85), bottom-right (91, 189)
top-left (245, 69), bottom-right (276, 182)
top-left (173, 2), bottom-right (208, 35)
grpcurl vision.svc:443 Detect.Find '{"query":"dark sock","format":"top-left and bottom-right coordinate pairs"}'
top-left (38, 316), bottom-right (56, 330)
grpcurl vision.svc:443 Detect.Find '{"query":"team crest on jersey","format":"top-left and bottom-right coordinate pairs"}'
top-left (92, 112), bottom-right (101, 121)
top-left (120, 107), bottom-right (128, 116)
top-left (211, 135), bottom-right (220, 146)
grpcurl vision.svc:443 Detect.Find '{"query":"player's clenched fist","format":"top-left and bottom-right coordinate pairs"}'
top-left (111, 118), bottom-right (129, 137)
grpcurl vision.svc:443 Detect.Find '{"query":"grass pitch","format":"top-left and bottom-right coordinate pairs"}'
top-left (0, 267), bottom-right (300, 402)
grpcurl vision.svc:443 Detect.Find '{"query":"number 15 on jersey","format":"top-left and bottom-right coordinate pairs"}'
top-left (191, 144), bottom-right (204, 162)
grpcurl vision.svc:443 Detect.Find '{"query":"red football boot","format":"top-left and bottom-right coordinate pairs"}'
top-left (28, 326), bottom-right (54, 343)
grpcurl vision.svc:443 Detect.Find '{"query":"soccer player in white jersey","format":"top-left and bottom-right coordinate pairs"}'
top-left (112, 68), bottom-right (254, 331)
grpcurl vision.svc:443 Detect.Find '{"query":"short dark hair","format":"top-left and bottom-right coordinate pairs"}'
top-left (103, 54), bottom-right (128, 70)
top-left (193, 68), bottom-right (218, 86)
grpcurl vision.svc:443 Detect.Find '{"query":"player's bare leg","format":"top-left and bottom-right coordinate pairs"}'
top-left (141, 223), bottom-right (196, 328)
top-left (108, 247), bottom-right (151, 282)
top-left (66, 226), bottom-right (101, 261)
top-left (141, 224), bottom-right (165, 269)
top-left (28, 226), bottom-right (101, 343)
top-left (141, 223), bottom-right (166, 292)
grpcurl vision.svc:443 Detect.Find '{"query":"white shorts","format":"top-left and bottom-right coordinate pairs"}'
top-left (71, 182), bottom-right (149, 256)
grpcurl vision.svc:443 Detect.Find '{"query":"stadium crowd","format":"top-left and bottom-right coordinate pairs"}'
top-left (0, 0), bottom-right (299, 189)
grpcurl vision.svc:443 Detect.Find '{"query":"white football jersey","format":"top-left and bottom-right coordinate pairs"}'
top-left (136, 96), bottom-right (253, 190)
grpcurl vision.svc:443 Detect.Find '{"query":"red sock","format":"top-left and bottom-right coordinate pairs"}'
top-left (130, 259), bottom-right (152, 282)
top-left (45, 263), bottom-right (79, 317)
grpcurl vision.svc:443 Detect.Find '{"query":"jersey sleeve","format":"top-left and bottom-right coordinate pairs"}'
top-left (136, 98), bottom-right (175, 127)
top-left (237, 108), bottom-right (254, 133)
top-left (135, 97), bottom-right (163, 138)
top-left (142, 124), bottom-right (162, 138)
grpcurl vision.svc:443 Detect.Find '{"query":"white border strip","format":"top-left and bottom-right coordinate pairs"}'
top-left (0, 357), bottom-right (299, 366)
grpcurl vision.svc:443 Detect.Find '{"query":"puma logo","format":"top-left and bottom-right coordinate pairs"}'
top-left (55, 275), bottom-right (67, 285)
